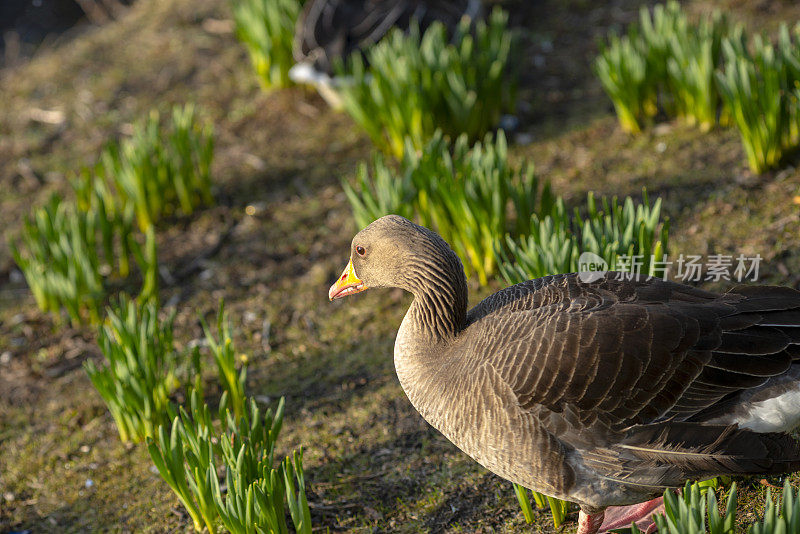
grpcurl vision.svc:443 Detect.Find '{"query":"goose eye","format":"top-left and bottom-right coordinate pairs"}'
top-left (356, 246), bottom-right (366, 256)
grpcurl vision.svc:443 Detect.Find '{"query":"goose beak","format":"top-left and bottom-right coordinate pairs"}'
top-left (329, 259), bottom-right (368, 300)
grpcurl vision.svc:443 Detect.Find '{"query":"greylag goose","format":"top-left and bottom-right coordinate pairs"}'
top-left (329, 215), bottom-right (800, 534)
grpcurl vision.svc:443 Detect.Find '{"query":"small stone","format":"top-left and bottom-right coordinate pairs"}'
top-left (187, 338), bottom-right (208, 349)
top-left (0, 351), bottom-right (11, 364)
top-left (653, 123), bottom-right (673, 136)
top-left (9, 269), bottom-right (23, 283)
top-left (80, 445), bottom-right (91, 453)
top-left (364, 506), bottom-right (383, 521)
top-left (3, 492), bottom-right (14, 502)
top-left (656, 142), bottom-right (667, 153)
top-left (514, 133), bottom-right (534, 146)
top-left (159, 266), bottom-right (176, 285)
top-left (499, 114), bottom-right (519, 132)
top-left (245, 201), bottom-right (268, 216)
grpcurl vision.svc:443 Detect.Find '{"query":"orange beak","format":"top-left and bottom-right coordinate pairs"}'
top-left (329, 259), bottom-right (368, 300)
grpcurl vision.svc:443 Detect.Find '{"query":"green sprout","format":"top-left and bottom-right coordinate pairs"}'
top-left (201, 300), bottom-right (248, 419)
top-left (10, 191), bottom-right (153, 326)
top-left (100, 103), bottom-right (214, 232)
top-left (716, 25), bottom-right (800, 173)
top-left (596, 2), bottom-right (735, 133)
top-left (147, 392), bottom-right (311, 533)
top-left (513, 484), bottom-right (571, 528)
top-left (498, 190), bottom-right (670, 285)
top-left (595, 32), bottom-right (655, 133)
top-left (232, 0), bottom-right (305, 89)
top-left (629, 481), bottom-right (737, 534)
top-left (338, 8), bottom-right (516, 158)
top-left (84, 295), bottom-right (180, 443)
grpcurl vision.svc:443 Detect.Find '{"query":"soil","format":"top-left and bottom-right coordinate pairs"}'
top-left (2, 0), bottom-right (800, 532)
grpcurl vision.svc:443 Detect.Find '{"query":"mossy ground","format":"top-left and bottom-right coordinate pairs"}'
top-left (2, 0), bottom-right (800, 532)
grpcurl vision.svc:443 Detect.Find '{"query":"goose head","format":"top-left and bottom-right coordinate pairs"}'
top-left (328, 215), bottom-right (466, 299)
top-left (330, 215), bottom-right (429, 299)
top-left (328, 215), bottom-right (469, 340)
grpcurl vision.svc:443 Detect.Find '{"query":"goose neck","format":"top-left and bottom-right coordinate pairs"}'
top-left (404, 265), bottom-right (468, 343)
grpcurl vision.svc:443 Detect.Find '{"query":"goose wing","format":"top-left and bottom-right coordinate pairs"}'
top-left (464, 273), bottom-right (800, 489)
top-left (467, 272), bottom-right (800, 428)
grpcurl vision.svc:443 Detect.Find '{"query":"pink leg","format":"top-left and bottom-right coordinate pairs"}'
top-left (599, 497), bottom-right (664, 533)
top-left (577, 509), bottom-right (605, 534)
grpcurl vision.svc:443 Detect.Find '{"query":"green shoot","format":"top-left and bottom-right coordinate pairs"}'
top-left (338, 8), bottom-right (516, 158)
top-left (748, 480), bottom-right (800, 534)
top-left (201, 300), bottom-right (248, 419)
top-left (594, 32), bottom-right (654, 133)
top-left (596, 2), bottom-right (735, 133)
top-left (84, 295), bottom-right (180, 443)
top-left (631, 481), bottom-right (738, 534)
top-left (147, 393), bottom-right (311, 533)
top-left (498, 190), bottom-right (669, 285)
top-left (716, 26), bottom-right (800, 173)
top-left (513, 483), bottom-right (535, 523)
top-left (10, 189), bottom-right (155, 326)
top-left (664, 9), bottom-right (731, 130)
top-left (513, 484), bottom-right (571, 528)
top-left (232, 0), bottom-right (304, 89)
top-left (99, 103), bottom-right (214, 232)
top-left (11, 104), bottom-right (213, 325)
top-left (343, 154), bottom-right (416, 230)
top-left (11, 195), bottom-right (106, 326)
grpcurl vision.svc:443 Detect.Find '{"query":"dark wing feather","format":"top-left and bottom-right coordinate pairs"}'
top-left (581, 422), bottom-right (800, 490)
top-left (708, 352), bottom-right (791, 376)
top-left (463, 273), bottom-right (800, 490)
top-left (465, 273), bottom-right (800, 428)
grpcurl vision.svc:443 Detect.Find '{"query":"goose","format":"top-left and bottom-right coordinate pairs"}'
top-left (290, 0), bottom-right (481, 106)
top-left (328, 215), bottom-right (800, 534)
top-left (293, 0), bottom-right (482, 75)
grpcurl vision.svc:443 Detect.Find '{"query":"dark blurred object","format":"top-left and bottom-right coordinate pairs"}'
top-left (72, 0), bottom-right (130, 24)
top-left (0, 0), bottom-right (132, 68)
top-left (293, 0), bottom-right (482, 76)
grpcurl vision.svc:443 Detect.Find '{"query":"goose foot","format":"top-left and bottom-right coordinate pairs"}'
top-left (577, 497), bottom-right (664, 534)
top-left (577, 509), bottom-right (605, 534)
